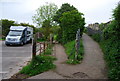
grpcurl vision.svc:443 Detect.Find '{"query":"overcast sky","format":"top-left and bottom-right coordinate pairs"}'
top-left (0, 0), bottom-right (119, 26)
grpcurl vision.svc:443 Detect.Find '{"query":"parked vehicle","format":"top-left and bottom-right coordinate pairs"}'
top-left (5, 26), bottom-right (33, 46)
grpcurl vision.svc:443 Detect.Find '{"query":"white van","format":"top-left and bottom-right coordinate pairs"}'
top-left (5, 26), bottom-right (33, 46)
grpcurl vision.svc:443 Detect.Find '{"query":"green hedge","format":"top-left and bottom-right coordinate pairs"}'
top-left (100, 39), bottom-right (120, 80)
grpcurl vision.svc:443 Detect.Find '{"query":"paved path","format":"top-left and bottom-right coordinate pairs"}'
top-left (29, 33), bottom-right (107, 79)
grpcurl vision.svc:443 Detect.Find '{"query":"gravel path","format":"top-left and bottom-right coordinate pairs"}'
top-left (29, 33), bottom-right (107, 79)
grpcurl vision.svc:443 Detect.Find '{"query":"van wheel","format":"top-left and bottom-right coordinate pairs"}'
top-left (6, 44), bottom-right (10, 46)
top-left (20, 41), bottom-right (24, 46)
top-left (29, 39), bottom-right (32, 43)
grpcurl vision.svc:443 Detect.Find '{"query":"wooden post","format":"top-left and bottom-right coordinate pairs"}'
top-left (32, 34), bottom-right (36, 58)
top-left (39, 42), bottom-right (41, 55)
top-left (43, 42), bottom-right (45, 54)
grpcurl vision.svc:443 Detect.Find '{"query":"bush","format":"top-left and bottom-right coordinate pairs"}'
top-left (91, 33), bottom-right (101, 42)
top-left (20, 55), bottom-right (56, 76)
top-left (100, 40), bottom-right (120, 80)
top-left (87, 2), bottom-right (120, 80)
top-left (43, 44), bottom-right (53, 55)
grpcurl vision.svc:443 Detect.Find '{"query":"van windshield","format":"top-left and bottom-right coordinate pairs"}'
top-left (8, 30), bottom-right (23, 36)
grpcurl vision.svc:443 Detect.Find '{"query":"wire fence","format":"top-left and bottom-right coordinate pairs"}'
top-left (68, 29), bottom-right (81, 60)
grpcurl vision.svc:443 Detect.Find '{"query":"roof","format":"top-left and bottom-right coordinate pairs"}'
top-left (10, 26), bottom-right (27, 31)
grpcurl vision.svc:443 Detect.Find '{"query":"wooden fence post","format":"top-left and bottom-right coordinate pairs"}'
top-left (32, 34), bottom-right (36, 58)
top-left (39, 42), bottom-right (41, 54)
top-left (43, 42), bottom-right (45, 54)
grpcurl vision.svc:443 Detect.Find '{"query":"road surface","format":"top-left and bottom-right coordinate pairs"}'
top-left (0, 41), bottom-right (32, 79)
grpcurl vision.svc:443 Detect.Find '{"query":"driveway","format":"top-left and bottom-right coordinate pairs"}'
top-left (0, 41), bottom-right (32, 79)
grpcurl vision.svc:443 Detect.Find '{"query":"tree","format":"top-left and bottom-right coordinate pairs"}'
top-left (60, 10), bottom-right (85, 44)
top-left (104, 2), bottom-right (120, 40)
top-left (32, 3), bottom-right (58, 27)
top-left (54, 3), bottom-right (77, 24)
top-left (112, 2), bottom-right (120, 39)
top-left (1, 19), bottom-right (15, 37)
top-left (53, 3), bottom-right (83, 44)
top-left (39, 20), bottom-right (60, 40)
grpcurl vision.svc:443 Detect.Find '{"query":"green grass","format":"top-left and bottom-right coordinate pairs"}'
top-left (43, 44), bottom-right (53, 55)
top-left (20, 55), bottom-right (56, 76)
top-left (0, 38), bottom-right (5, 41)
top-left (37, 38), bottom-right (46, 42)
top-left (64, 39), bottom-right (84, 64)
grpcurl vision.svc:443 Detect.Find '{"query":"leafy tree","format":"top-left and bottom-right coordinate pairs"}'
top-left (39, 20), bottom-right (52, 39)
top-left (54, 3), bottom-right (84, 44)
top-left (104, 2), bottom-right (120, 40)
top-left (113, 2), bottom-right (120, 25)
top-left (1, 19), bottom-right (15, 37)
top-left (32, 3), bottom-right (58, 27)
top-left (60, 10), bottom-right (85, 44)
top-left (54, 3), bottom-right (77, 24)
top-left (112, 2), bottom-right (120, 39)
top-left (42, 20), bottom-right (51, 28)
top-left (40, 20), bottom-right (60, 40)
top-left (102, 2), bottom-right (120, 80)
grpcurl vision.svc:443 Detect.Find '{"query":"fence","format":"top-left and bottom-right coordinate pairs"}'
top-left (32, 32), bottom-right (49, 58)
top-left (86, 27), bottom-right (103, 41)
top-left (68, 29), bottom-right (81, 60)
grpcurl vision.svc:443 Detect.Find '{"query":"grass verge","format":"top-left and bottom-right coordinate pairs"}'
top-left (20, 55), bottom-right (56, 76)
top-left (0, 38), bottom-right (5, 41)
top-left (64, 39), bottom-right (84, 64)
top-left (43, 44), bottom-right (53, 55)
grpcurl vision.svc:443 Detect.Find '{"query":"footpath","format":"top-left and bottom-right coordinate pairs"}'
top-left (28, 33), bottom-right (107, 79)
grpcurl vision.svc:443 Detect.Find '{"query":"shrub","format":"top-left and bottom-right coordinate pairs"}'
top-left (91, 33), bottom-right (101, 42)
top-left (100, 40), bottom-right (120, 80)
top-left (20, 55), bottom-right (56, 76)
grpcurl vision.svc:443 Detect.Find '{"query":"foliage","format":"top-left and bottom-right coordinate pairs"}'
top-left (102, 3), bottom-right (120, 80)
top-left (113, 2), bottom-right (120, 26)
top-left (37, 37), bottom-right (46, 42)
top-left (66, 59), bottom-right (80, 65)
top-left (1, 19), bottom-right (15, 37)
top-left (103, 20), bottom-right (118, 40)
top-left (86, 3), bottom-right (120, 80)
top-left (39, 23), bottom-right (51, 40)
top-left (91, 33), bottom-right (101, 42)
top-left (60, 10), bottom-right (85, 44)
top-left (32, 3), bottom-right (58, 27)
top-left (20, 55), bottom-right (56, 76)
top-left (43, 44), bottom-right (53, 55)
top-left (42, 20), bottom-right (52, 28)
top-left (64, 39), bottom-right (84, 64)
top-left (54, 3), bottom-right (81, 44)
top-left (39, 25), bottom-right (60, 40)
top-left (100, 40), bottom-right (120, 80)
top-left (53, 3), bottom-right (77, 23)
